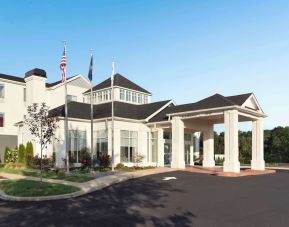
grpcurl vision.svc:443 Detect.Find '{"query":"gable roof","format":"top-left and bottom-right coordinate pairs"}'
top-left (149, 93), bottom-right (258, 122)
top-left (0, 73), bottom-right (25, 83)
top-left (226, 93), bottom-right (253, 106)
top-left (50, 100), bottom-right (171, 120)
top-left (0, 72), bottom-right (81, 88)
top-left (46, 75), bottom-right (78, 88)
top-left (84, 73), bottom-right (151, 94)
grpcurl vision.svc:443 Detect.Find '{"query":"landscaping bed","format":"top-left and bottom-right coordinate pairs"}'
top-left (0, 168), bottom-right (94, 183)
top-left (0, 179), bottom-right (80, 197)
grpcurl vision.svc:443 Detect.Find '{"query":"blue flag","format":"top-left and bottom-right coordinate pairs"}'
top-left (88, 55), bottom-right (93, 81)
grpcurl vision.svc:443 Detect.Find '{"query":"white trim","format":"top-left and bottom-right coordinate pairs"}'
top-left (0, 78), bottom-right (26, 86)
top-left (241, 93), bottom-right (264, 113)
top-left (167, 105), bottom-right (266, 118)
top-left (83, 85), bottom-right (152, 96)
top-left (145, 100), bottom-right (175, 122)
top-left (47, 74), bottom-right (90, 90)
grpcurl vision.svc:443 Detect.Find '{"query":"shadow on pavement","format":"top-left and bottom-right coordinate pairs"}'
top-left (0, 176), bottom-right (195, 227)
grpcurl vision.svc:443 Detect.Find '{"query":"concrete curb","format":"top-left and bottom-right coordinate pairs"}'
top-left (0, 168), bottom-right (177, 202)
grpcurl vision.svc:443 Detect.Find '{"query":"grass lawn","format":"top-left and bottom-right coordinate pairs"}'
top-left (0, 168), bottom-right (94, 183)
top-left (0, 179), bottom-right (80, 197)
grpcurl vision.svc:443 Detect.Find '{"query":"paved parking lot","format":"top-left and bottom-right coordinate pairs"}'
top-left (1, 170), bottom-right (289, 227)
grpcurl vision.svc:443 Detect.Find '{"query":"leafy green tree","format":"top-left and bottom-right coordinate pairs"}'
top-left (24, 103), bottom-right (59, 182)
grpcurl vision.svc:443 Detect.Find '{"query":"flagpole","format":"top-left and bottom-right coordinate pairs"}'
top-left (64, 41), bottom-right (69, 173)
top-left (89, 49), bottom-right (94, 170)
top-left (111, 57), bottom-right (115, 171)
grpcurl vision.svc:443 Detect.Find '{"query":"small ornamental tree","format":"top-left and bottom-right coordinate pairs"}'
top-left (18, 144), bottom-right (26, 163)
top-left (24, 103), bottom-right (59, 181)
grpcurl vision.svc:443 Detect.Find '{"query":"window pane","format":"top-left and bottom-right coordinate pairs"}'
top-left (0, 113), bottom-right (4, 127)
top-left (121, 147), bottom-right (129, 162)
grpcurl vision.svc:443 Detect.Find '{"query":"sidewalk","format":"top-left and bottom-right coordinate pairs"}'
top-left (0, 167), bottom-right (177, 201)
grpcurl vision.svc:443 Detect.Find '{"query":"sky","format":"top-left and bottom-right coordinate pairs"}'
top-left (1, 0), bottom-right (289, 131)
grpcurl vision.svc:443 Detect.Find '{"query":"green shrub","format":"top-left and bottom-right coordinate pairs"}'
top-left (0, 163), bottom-right (5, 168)
top-left (26, 142), bottom-right (33, 156)
top-left (97, 153), bottom-right (111, 169)
top-left (27, 155), bottom-right (53, 171)
top-left (52, 152), bottom-right (56, 166)
top-left (116, 163), bottom-right (125, 169)
top-left (4, 147), bottom-right (18, 163)
top-left (17, 144), bottom-right (26, 163)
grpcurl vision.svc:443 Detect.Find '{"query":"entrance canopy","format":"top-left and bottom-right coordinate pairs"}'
top-left (147, 93), bottom-right (267, 173)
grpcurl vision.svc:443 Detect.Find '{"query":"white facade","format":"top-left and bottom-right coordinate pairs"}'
top-left (0, 69), bottom-right (266, 173)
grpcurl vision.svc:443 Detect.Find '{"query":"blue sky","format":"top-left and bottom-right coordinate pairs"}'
top-left (1, 0), bottom-right (289, 130)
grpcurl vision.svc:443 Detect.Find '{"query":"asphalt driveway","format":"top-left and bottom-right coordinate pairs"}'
top-left (1, 170), bottom-right (289, 227)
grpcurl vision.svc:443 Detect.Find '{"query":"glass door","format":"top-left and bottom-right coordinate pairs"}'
top-left (164, 143), bottom-right (171, 165)
top-left (184, 144), bottom-right (190, 165)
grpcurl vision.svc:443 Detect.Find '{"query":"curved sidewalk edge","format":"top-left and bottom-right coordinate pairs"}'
top-left (0, 167), bottom-right (177, 202)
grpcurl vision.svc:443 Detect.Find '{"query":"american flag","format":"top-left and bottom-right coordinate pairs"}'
top-left (60, 48), bottom-right (66, 83)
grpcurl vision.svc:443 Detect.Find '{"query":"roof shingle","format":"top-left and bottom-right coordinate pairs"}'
top-left (84, 73), bottom-right (151, 94)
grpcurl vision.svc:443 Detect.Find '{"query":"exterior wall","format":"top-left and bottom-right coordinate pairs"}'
top-left (0, 75), bottom-right (90, 158)
top-left (0, 135), bottom-right (18, 161)
top-left (53, 118), bottom-right (153, 168)
top-left (48, 83), bottom-right (89, 109)
top-left (0, 79), bottom-right (26, 137)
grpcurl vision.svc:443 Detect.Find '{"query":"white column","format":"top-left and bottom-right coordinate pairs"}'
top-left (171, 117), bottom-right (185, 169)
top-left (189, 134), bottom-right (194, 166)
top-left (223, 110), bottom-right (240, 173)
top-left (157, 128), bottom-right (164, 167)
top-left (251, 118), bottom-right (265, 170)
top-left (203, 125), bottom-right (215, 167)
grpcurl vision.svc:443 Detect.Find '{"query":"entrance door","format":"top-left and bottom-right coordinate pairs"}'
top-left (184, 144), bottom-right (190, 165)
top-left (164, 143), bottom-right (171, 165)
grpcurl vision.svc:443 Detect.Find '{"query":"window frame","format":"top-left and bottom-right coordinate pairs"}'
top-left (120, 130), bottom-right (138, 163)
top-left (0, 84), bottom-right (5, 99)
top-left (0, 112), bottom-right (4, 127)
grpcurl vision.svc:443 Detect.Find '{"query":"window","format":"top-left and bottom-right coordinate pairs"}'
top-left (184, 134), bottom-right (192, 142)
top-left (144, 95), bottom-right (148, 104)
top-left (68, 130), bottom-right (87, 163)
top-left (163, 131), bottom-right (171, 140)
top-left (98, 92), bottom-right (102, 102)
top-left (120, 89), bottom-right (125, 100)
top-left (0, 84), bottom-right (4, 99)
top-left (23, 88), bottom-right (26, 102)
top-left (67, 95), bottom-right (77, 103)
top-left (120, 130), bottom-right (138, 162)
top-left (104, 90), bottom-right (108, 101)
top-left (95, 130), bottom-right (108, 158)
top-left (126, 90), bottom-right (132, 102)
top-left (0, 113), bottom-right (4, 127)
top-left (138, 94), bottom-right (143, 104)
top-left (132, 92), bottom-right (137, 103)
top-left (151, 131), bottom-right (158, 162)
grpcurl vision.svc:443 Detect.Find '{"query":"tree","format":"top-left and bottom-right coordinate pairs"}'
top-left (18, 144), bottom-right (26, 163)
top-left (24, 103), bottom-right (59, 181)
